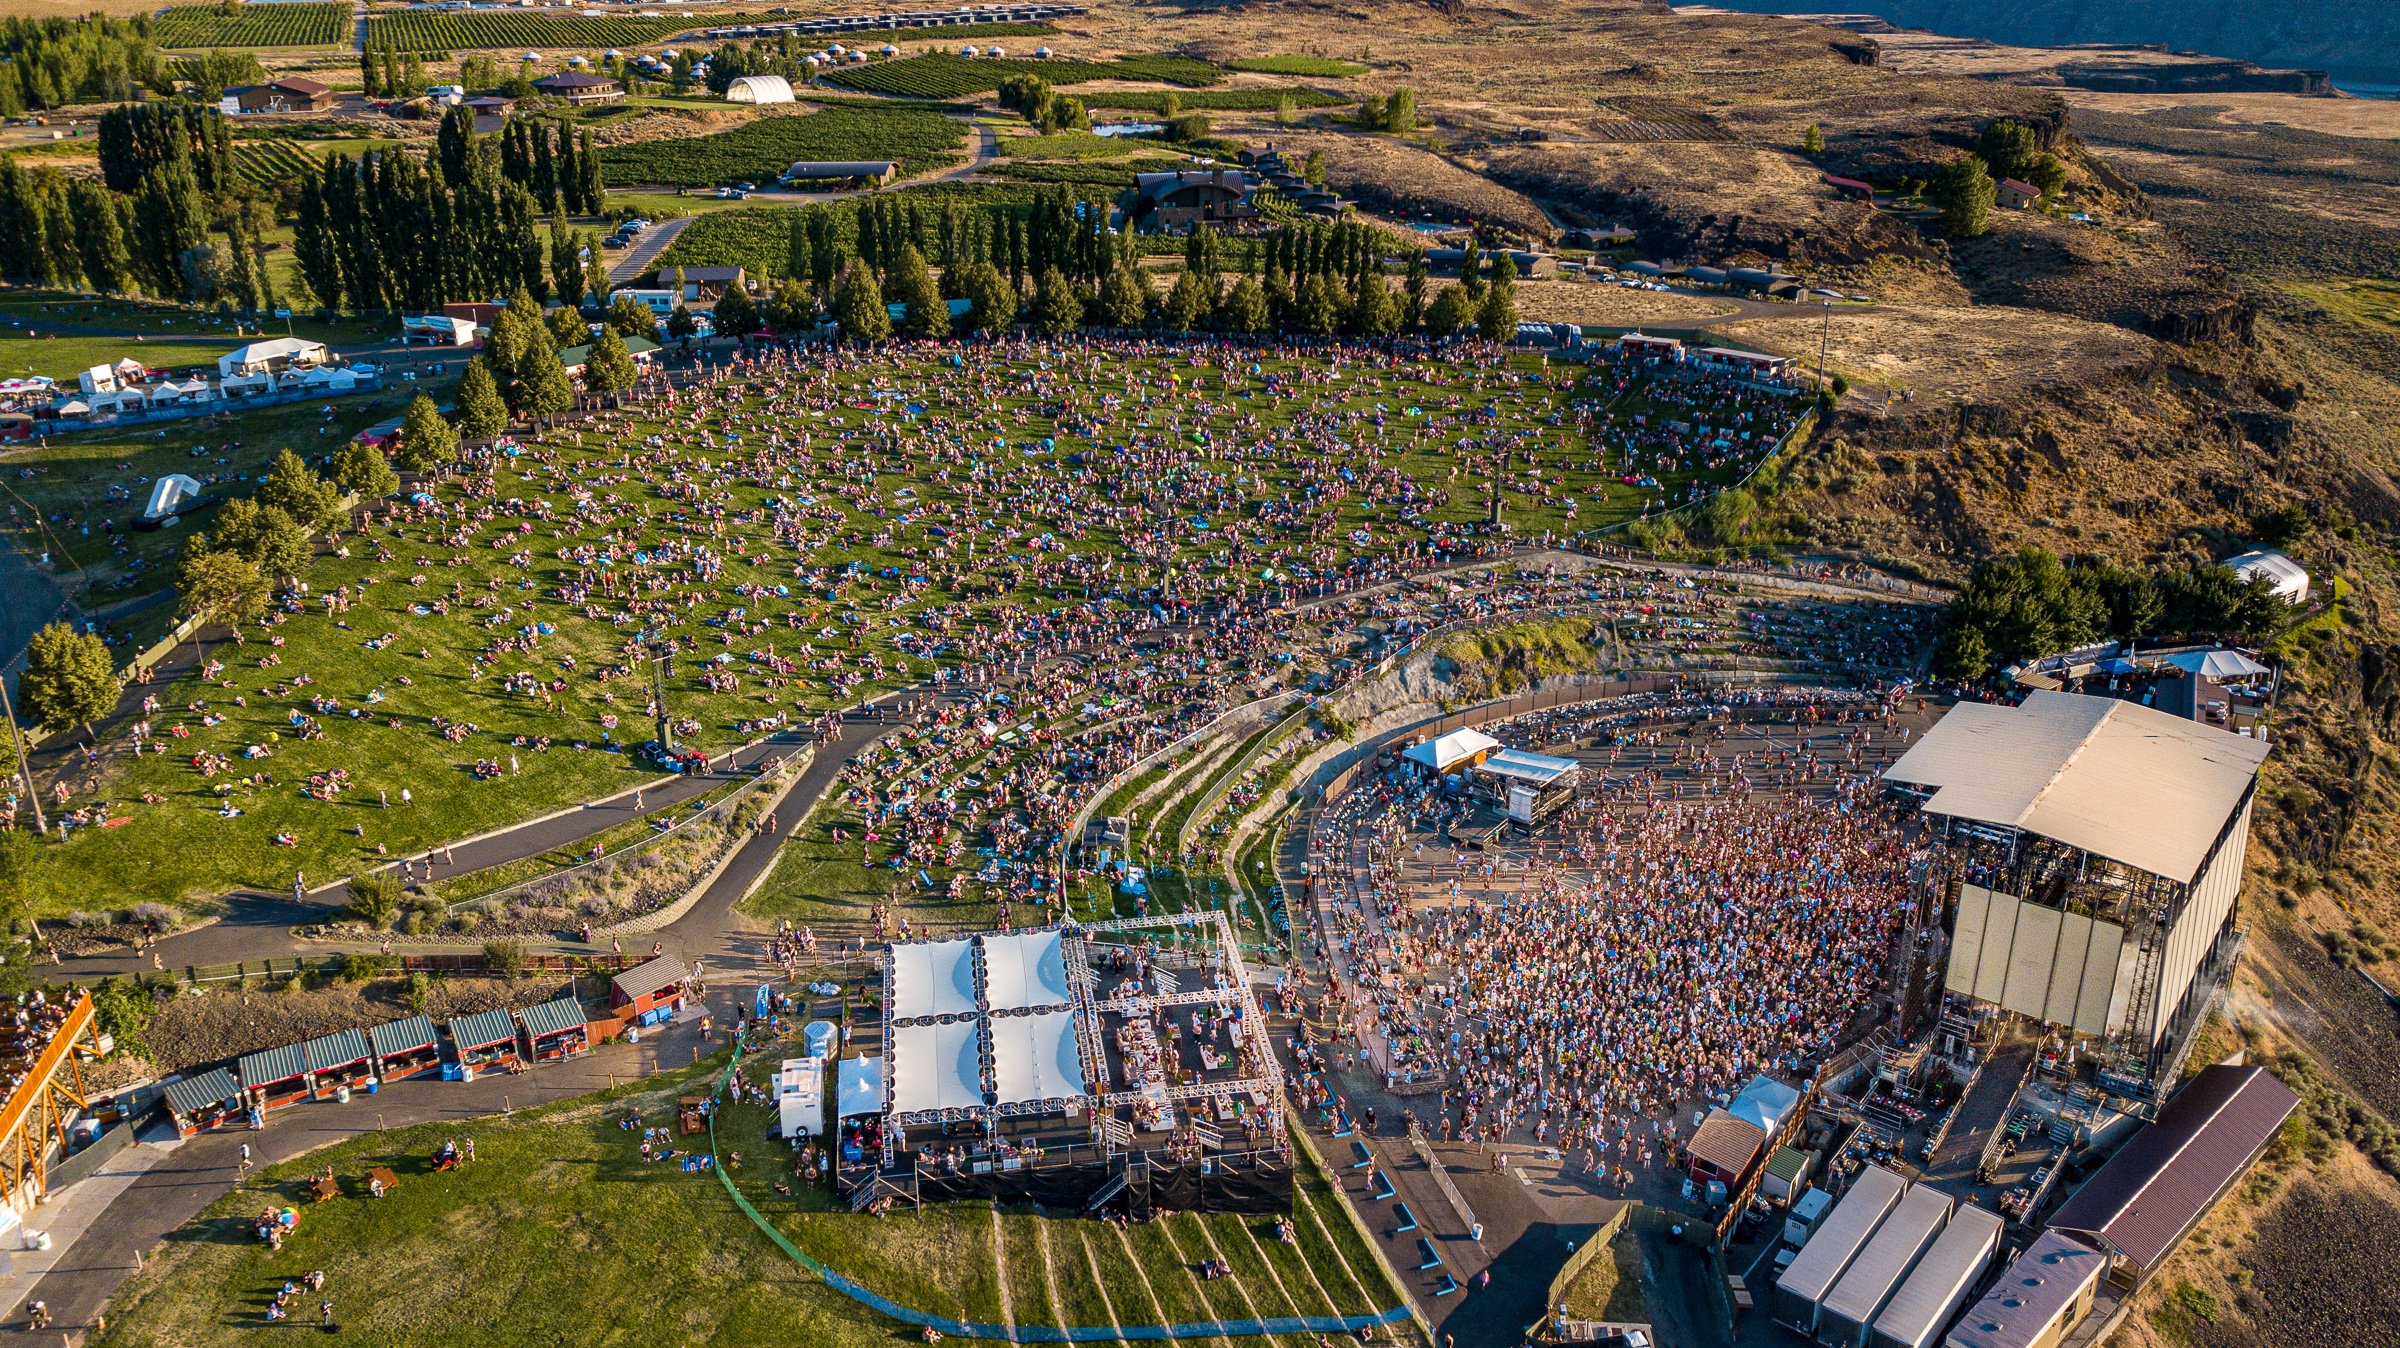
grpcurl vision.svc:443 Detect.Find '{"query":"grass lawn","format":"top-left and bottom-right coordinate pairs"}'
top-left (99, 1036), bottom-right (1413, 1346)
top-left (1557, 1214), bottom-right (1648, 1324)
top-left (18, 345), bottom-right (1799, 916)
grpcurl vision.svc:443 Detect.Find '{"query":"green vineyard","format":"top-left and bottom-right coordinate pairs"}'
top-left (822, 52), bottom-right (1222, 99)
top-left (1081, 86), bottom-right (1351, 112)
top-left (1224, 55), bottom-right (1370, 77)
top-left (227, 140), bottom-right (317, 189)
top-left (151, 2), bottom-right (349, 49)
top-left (599, 105), bottom-right (965, 187)
top-left (360, 11), bottom-right (1053, 51)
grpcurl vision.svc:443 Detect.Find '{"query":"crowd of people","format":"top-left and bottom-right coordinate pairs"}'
top-left (1303, 685), bottom-right (1930, 1189)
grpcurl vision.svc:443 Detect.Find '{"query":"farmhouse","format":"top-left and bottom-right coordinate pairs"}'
top-left (1884, 691), bottom-right (2270, 1104)
top-left (1128, 169), bottom-right (1258, 235)
top-left (531, 72), bottom-right (623, 105)
top-left (1996, 177), bottom-right (2041, 209)
top-left (780, 160), bottom-right (898, 189)
top-left (222, 77), bottom-right (335, 113)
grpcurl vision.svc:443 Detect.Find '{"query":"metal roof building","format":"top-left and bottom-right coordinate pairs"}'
top-left (1775, 1164), bottom-right (1906, 1332)
top-left (301, 1029), bottom-right (372, 1074)
top-left (1819, 1183), bottom-right (1954, 1347)
top-left (519, 997), bottom-right (588, 1042)
top-left (1886, 692), bottom-right (2270, 1102)
top-left (1871, 1203), bottom-right (2002, 1348)
top-left (1943, 1230), bottom-right (2106, 1348)
top-left (2044, 1064), bottom-right (2298, 1283)
top-left (163, 1068), bottom-right (241, 1118)
top-left (448, 1008), bottom-right (518, 1053)
top-left (368, 1015), bottom-right (438, 1059)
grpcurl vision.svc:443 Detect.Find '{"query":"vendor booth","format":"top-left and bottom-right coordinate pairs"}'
top-left (238, 1043), bottom-right (312, 1115)
top-left (446, 1008), bottom-right (521, 1077)
top-left (163, 1067), bottom-right (243, 1137)
top-left (610, 956), bottom-right (688, 1025)
top-left (368, 1015), bottom-right (441, 1082)
top-left (302, 1029), bottom-right (374, 1099)
top-left (519, 997), bottom-right (590, 1061)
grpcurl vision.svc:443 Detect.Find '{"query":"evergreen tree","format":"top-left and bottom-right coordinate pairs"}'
top-left (206, 499), bottom-right (312, 579)
top-left (959, 262), bottom-right (1017, 334)
top-left (327, 437), bottom-right (400, 499)
top-left (1162, 267), bottom-right (1211, 332)
top-left (455, 357), bottom-right (511, 442)
top-left (1029, 267), bottom-right (1081, 336)
top-left (831, 258), bottom-right (890, 343)
top-left (1349, 272), bottom-right (1397, 336)
top-left (1218, 274), bottom-right (1269, 334)
top-left (1456, 239), bottom-right (1483, 298)
top-left (1402, 251), bottom-right (1428, 329)
top-left (176, 548), bottom-right (269, 641)
top-left (581, 324), bottom-right (641, 403)
top-left (1424, 282), bottom-right (1474, 337)
top-left (19, 622), bottom-right (116, 737)
top-left (130, 160), bottom-right (210, 299)
top-left (513, 339), bottom-right (576, 424)
top-left (887, 243), bottom-right (946, 338)
top-left (1099, 265), bottom-right (1151, 330)
top-left (1801, 123), bottom-right (1824, 154)
top-left (67, 179), bottom-right (132, 295)
top-left (259, 447), bottom-right (343, 528)
top-left (1295, 272), bottom-right (1344, 336)
top-left (1933, 153), bottom-right (1995, 237)
top-left (712, 284), bottom-right (760, 338)
top-left (548, 209), bottom-right (583, 303)
top-left (1475, 258), bottom-right (1517, 340)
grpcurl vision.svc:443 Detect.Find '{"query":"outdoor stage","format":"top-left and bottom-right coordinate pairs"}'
top-left (840, 911), bottom-right (1293, 1216)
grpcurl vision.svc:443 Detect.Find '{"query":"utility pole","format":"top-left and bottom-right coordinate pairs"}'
top-left (0, 673), bottom-right (48, 837)
top-left (1817, 295), bottom-right (1834, 395)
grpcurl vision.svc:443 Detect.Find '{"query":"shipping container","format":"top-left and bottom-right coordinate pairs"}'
top-left (1818, 1184), bottom-right (1955, 1346)
top-left (1872, 1205), bottom-right (2004, 1348)
top-left (1774, 1165), bottom-right (1906, 1332)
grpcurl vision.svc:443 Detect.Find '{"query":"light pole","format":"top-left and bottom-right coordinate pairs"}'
top-left (1817, 295), bottom-right (1834, 396)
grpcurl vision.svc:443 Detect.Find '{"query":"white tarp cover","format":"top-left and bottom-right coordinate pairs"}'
top-left (990, 1008), bottom-right (1085, 1106)
top-left (836, 1055), bottom-right (885, 1118)
top-left (980, 930), bottom-right (1070, 1011)
top-left (889, 938), bottom-right (978, 1020)
top-left (1403, 727), bottom-right (1500, 774)
top-left (2161, 648), bottom-right (2272, 681)
top-left (891, 1021), bottom-right (986, 1116)
top-left (1882, 691), bottom-right (2268, 884)
top-left (143, 473), bottom-right (203, 520)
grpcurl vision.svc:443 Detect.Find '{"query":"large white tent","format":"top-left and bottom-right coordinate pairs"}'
top-left (1402, 726), bottom-right (1500, 775)
top-left (888, 937), bottom-right (978, 1020)
top-left (890, 1021), bottom-right (987, 1116)
top-left (981, 930), bottom-right (1071, 1011)
top-left (836, 1055), bottom-right (885, 1118)
top-left (990, 1009), bottom-right (1085, 1107)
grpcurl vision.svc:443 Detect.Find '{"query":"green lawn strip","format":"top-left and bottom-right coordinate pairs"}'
top-left (1190, 1211), bottom-right (1306, 1322)
top-left (1072, 1225), bottom-right (1135, 1340)
top-left (998, 1207), bottom-right (1067, 1332)
top-left (1095, 1219), bottom-right (1214, 1339)
top-left (426, 776), bottom-right (749, 904)
top-left (1114, 1218), bottom-right (1223, 1335)
top-left (773, 1196), bottom-right (1008, 1328)
top-left (1222, 1209), bottom-right (1341, 1319)
top-left (1293, 1172), bottom-right (1398, 1316)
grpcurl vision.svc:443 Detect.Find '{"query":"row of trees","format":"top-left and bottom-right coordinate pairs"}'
top-left (291, 141), bottom-right (573, 314)
top-left (360, 45), bottom-right (435, 99)
top-left (0, 16), bottom-right (169, 114)
top-left (0, 154), bottom-right (273, 307)
top-left (488, 114), bottom-right (606, 216)
top-left (1933, 544), bottom-right (2290, 678)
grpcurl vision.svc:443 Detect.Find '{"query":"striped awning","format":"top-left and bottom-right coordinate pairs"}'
top-left (368, 1015), bottom-right (437, 1058)
top-left (302, 1028), bottom-right (372, 1073)
top-left (238, 1043), bottom-right (310, 1089)
top-left (448, 1008), bottom-right (518, 1052)
top-left (519, 997), bottom-right (587, 1041)
top-left (163, 1067), bottom-right (241, 1116)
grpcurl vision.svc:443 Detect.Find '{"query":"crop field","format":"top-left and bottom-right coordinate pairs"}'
top-left (226, 140), bottom-right (317, 191)
top-left (822, 52), bottom-right (1222, 99)
top-left (599, 105), bottom-right (965, 187)
top-left (150, 1), bottom-right (347, 48)
top-left (1225, 55), bottom-right (1368, 77)
top-left (1083, 87), bottom-right (1351, 113)
top-left (996, 129), bottom-right (1147, 159)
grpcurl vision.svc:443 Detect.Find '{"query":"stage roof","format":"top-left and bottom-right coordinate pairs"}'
top-left (1476, 747), bottom-right (1580, 787)
top-left (889, 938), bottom-right (979, 1021)
top-left (890, 1020), bottom-right (988, 1117)
top-left (982, 930), bottom-right (1071, 1012)
top-left (991, 1008), bottom-right (1086, 1107)
top-left (1882, 691), bottom-right (2268, 883)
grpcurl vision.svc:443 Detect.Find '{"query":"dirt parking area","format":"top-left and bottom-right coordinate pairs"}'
top-left (1714, 302), bottom-right (2157, 397)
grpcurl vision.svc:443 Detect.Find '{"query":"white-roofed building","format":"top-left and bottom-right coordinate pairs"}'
top-left (980, 929), bottom-right (1071, 1011)
top-left (889, 1020), bottom-right (988, 1116)
top-left (725, 73), bottom-right (795, 103)
top-left (1886, 691), bottom-right (2269, 1102)
top-left (989, 1008), bottom-right (1084, 1107)
top-left (887, 937), bottom-right (979, 1020)
top-left (217, 336), bottom-right (328, 378)
top-left (2222, 548), bottom-right (2309, 604)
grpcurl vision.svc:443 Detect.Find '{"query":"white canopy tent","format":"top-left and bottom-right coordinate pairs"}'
top-left (1402, 727), bottom-right (1500, 775)
top-left (890, 1021), bottom-right (987, 1117)
top-left (888, 938), bottom-right (978, 1020)
top-left (989, 1009), bottom-right (1085, 1107)
top-left (142, 473), bottom-right (204, 523)
top-left (2224, 549), bottom-right (2309, 604)
top-left (836, 1055), bottom-right (885, 1118)
top-left (980, 930), bottom-right (1070, 1011)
